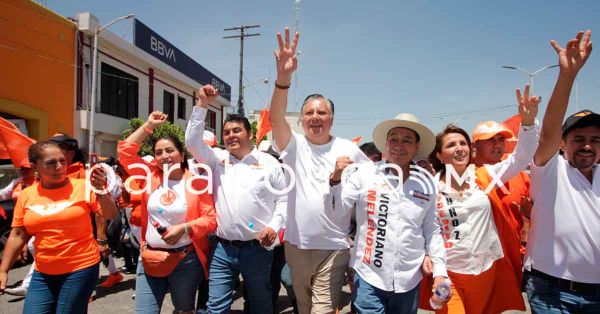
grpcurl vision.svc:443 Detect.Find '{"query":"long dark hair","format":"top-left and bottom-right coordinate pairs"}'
top-left (152, 134), bottom-right (189, 169)
top-left (428, 124), bottom-right (472, 174)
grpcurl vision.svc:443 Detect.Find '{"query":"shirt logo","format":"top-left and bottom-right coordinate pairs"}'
top-left (160, 189), bottom-right (177, 206)
top-left (27, 201), bottom-right (75, 217)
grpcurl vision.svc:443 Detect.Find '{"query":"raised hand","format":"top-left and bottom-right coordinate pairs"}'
top-left (551, 30), bottom-right (593, 77)
top-left (147, 111), bottom-right (168, 129)
top-left (516, 83), bottom-right (540, 126)
top-left (196, 84), bottom-right (219, 109)
top-left (274, 27), bottom-right (300, 85)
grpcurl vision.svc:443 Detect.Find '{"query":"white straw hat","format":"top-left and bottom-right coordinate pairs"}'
top-left (372, 113), bottom-right (435, 160)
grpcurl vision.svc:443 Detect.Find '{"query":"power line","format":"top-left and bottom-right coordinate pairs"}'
top-left (223, 25), bottom-right (260, 116)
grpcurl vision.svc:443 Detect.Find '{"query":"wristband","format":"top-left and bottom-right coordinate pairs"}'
top-left (275, 82), bottom-right (291, 90)
top-left (143, 126), bottom-right (154, 134)
top-left (184, 223), bottom-right (190, 235)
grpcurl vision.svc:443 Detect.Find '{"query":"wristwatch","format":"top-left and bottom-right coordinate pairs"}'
top-left (96, 239), bottom-right (108, 245)
top-left (521, 124), bottom-right (535, 131)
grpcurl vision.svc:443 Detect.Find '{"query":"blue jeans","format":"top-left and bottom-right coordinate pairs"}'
top-left (525, 271), bottom-right (600, 314)
top-left (135, 251), bottom-right (203, 313)
top-left (207, 241), bottom-right (273, 314)
top-left (352, 273), bottom-right (420, 314)
top-left (23, 263), bottom-right (99, 314)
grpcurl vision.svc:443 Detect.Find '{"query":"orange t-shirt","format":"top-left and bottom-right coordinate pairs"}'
top-left (12, 178), bottom-right (101, 275)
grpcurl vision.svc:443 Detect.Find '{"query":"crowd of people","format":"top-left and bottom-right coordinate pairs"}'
top-left (0, 27), bottom-right (598, 314)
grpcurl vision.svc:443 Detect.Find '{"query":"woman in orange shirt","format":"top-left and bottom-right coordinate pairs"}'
top-left (0, 140), bottom-right (117, 313)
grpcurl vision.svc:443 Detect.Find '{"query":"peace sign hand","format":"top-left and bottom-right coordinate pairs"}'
top-left (274, 27), bottom-right (300, 85)
top-left (551, 30), bottom-right (593, 77)
top-left (516, 83), bottom-right (540, 126)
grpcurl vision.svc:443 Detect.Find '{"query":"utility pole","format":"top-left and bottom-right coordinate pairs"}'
top-left (224, 25), bottom-right (260, 116)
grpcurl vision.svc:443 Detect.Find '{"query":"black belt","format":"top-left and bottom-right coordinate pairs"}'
top-left (528, 268), bottom-right (600, 295)
top-left (216, 237), bottom-right (260, 248)
top-left (146, 244), bottom-right (193, 253)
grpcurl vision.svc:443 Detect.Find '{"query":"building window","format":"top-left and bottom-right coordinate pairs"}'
top-left (206, 109), bottom-right (217, 133)
top-left (163, 90), bottom-right (175, 123)
top-left (100, 62), bottom-right (138, 119)
top-left (177, 96), bottom-right (186, 120)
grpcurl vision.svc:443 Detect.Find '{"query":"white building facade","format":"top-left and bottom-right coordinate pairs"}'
top-left (75, 13), bottom-right (230, 157)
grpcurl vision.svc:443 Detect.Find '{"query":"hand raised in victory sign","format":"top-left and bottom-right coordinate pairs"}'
top-left (274, 27), bottom-right (300, 86)
top-left (551, 30), bottom-right (593, 77)
top-left (516, 83), bottom-right (540, 126)
top-left (196, 84), bottom-right (220, 109)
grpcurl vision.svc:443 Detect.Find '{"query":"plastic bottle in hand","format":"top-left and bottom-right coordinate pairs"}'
top-left (153, 221), bottom-right (167, 235)
top-left (248, 222), bottom-right (279, 251)
top-left (430, 279), bottom-right (452, 310)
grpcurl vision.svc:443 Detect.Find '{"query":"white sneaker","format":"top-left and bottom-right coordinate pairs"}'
top-left (4, 286), bottom-right (27, 296)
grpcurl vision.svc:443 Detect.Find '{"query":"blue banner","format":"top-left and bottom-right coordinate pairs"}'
top-left (134, 19), bottom-right (231, 101)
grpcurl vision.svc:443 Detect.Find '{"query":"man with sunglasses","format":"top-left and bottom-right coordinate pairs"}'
top-left (269, 28), bottom-right (370, 314)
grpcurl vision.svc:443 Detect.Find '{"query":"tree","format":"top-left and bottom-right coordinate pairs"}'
top-left (250, 120), bottom-right (267, 145)
top-left (121, 118), bottom-right (186, 157)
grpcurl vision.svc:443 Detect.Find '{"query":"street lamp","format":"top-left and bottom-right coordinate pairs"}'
top-left (501, 64), bottom-right (559, 95)
top-left (88, 14), bottom-right (135, 154)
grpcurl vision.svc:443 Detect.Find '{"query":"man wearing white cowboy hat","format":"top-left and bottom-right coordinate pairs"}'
top-left (335, 113), bottom-right (449, 313)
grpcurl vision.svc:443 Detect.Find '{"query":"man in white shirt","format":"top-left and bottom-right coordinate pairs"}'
top-left (526, 30), bottom-right (600, 313)
top-left (185, 85), bottom-right (287, 314)
top-left (337, 113), bottom-right (449, 313)
top-left (268, 28), bottom-right (370, 314)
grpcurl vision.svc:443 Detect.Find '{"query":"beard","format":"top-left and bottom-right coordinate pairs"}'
top-left (569, 149), bottom-right (598, 169)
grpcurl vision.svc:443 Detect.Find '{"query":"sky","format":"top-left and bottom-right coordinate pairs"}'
top-left (48, 0), bottom-right (600, 142)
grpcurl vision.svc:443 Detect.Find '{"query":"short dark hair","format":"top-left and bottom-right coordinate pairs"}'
top-left (301, 94), bottom-right (335, 116)
top-left (28, 141), bottom-right (62, 165)
top-left (224, 114), bottom-right (251, 133)
top-left (152, 134), bottom-right (189, 169)
top-left (428, 124), bottom-right (472, 173)
top-left (359, 142), bottom-right (382, 161)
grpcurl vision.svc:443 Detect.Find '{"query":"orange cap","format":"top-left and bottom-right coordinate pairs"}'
top-left (472, 121), bottom-right (514, 142)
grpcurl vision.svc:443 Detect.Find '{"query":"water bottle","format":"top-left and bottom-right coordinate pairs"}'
top-left (248, 222), bottom-right (279, 251)
top-left (429, 279), bottom-right (452, 310)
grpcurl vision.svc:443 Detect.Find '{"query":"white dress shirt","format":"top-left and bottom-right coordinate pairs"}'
top-left (340, 161), bottom-right (448, 293)
top-left (185, 107), bottom-right (287, 241)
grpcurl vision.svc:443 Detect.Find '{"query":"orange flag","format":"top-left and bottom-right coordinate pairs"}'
top-left (0, 117), bottom-right (35, 168)
top-left (502, 114), bottom-right (521, 154)
top-left (255, 108), bottom-right (271, 145)
top-left (352, 136), bottom-right (362, 144)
